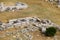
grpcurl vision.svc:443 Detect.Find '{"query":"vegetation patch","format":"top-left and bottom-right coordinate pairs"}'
top-left (45, 27), bottom-right (57, 37)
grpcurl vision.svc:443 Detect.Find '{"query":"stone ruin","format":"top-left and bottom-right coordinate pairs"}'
top-left (0, 17), bottom-right (60, 40)
top-left (0, 2), bottom-right (28, 12)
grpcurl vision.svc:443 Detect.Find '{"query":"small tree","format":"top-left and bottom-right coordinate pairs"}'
top-left (45, 27), bottom-right (57, 37)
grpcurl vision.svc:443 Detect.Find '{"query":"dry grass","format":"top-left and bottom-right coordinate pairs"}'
top-left (0, 0), bottom-right (59, 25)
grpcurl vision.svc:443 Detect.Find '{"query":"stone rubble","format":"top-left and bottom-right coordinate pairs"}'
top-left (0, 17), bottom-right (60, 31)
top-left (0, 17), bottom-right (60, 40)
top-left (45, 0), bottom-right (60, 8)
top-left (0, 2), bottom-right (28, 12)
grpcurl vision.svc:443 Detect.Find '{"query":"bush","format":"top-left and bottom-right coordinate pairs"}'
top-left (45, 27), bottom-right (57, 37)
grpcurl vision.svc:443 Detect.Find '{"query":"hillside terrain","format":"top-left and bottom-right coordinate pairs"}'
top-left (0, 0), bottom-right (60, 25)
top-left (0, 0), bottom-right (60, 40)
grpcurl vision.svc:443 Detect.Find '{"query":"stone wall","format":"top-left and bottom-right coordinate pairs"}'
top-left (0, 17), bottom-right (60, 40)
top-left (0, 2), bottom-right (28, 12)
top-left (0, 17), bottom-right (60, 31)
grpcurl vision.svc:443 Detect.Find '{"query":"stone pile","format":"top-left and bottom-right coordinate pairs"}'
top-left (0, 2), bottom-right (28, 12)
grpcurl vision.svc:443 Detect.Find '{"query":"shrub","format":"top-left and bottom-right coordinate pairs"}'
top-left (45, 27), bottom-right (57, 37)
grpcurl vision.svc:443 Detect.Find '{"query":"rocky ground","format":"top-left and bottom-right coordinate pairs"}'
top-left (0, 17), bottom-right (60, 40)
top-left (0, 0), bottom-right (60, 40)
